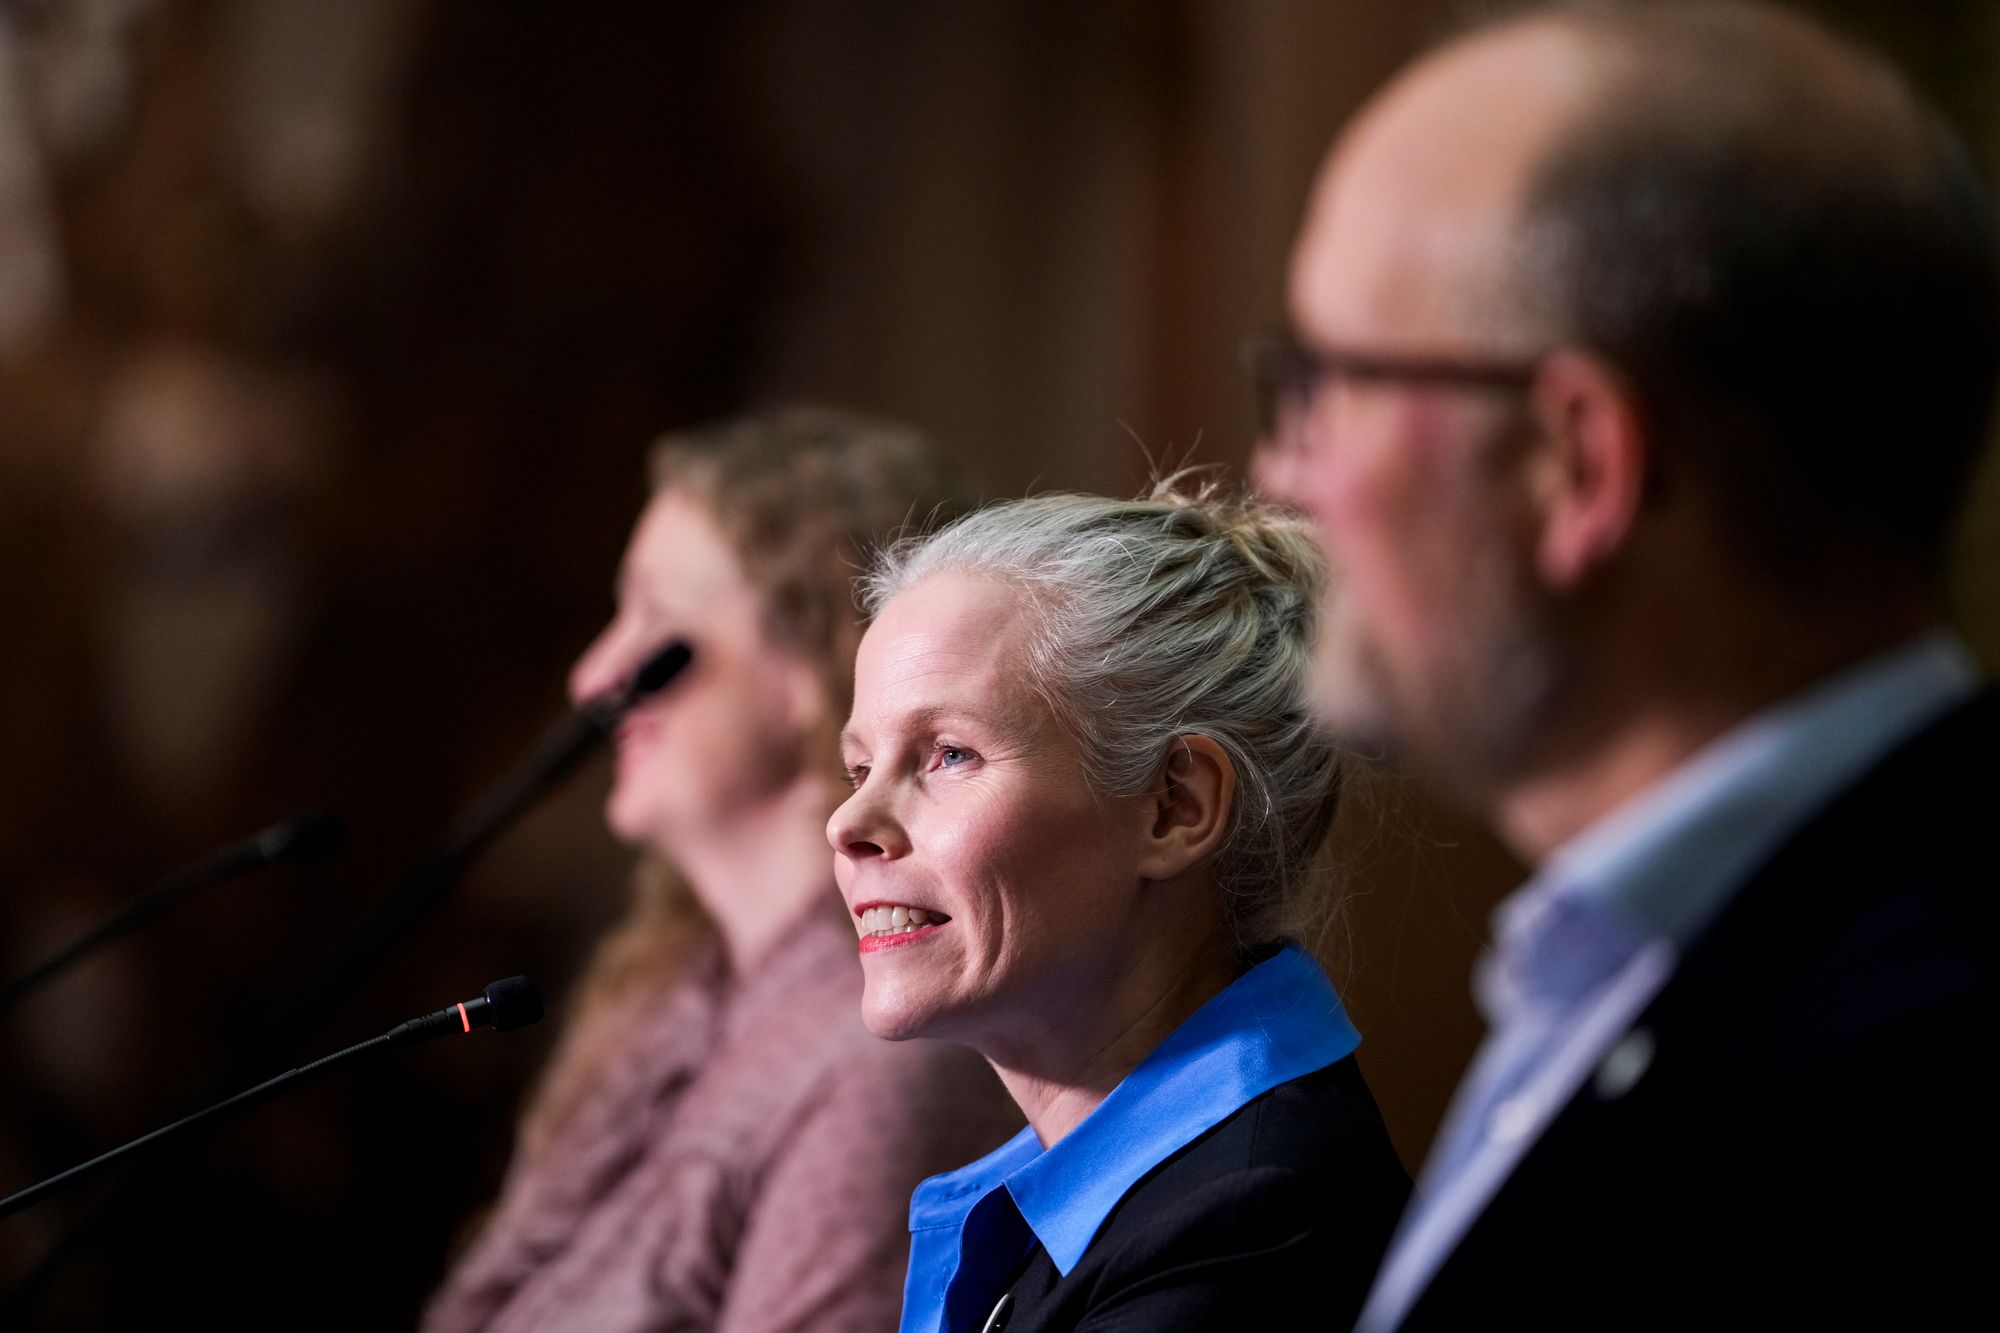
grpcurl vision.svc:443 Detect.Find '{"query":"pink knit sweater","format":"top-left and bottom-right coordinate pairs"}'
top-left (424, 903), bottom-right (1020, 1333)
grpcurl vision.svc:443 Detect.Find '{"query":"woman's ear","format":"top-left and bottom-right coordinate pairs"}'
top-left (1138, 734), bottom-right (1236, 881)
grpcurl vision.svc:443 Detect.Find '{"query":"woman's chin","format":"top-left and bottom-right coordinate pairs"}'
top-left (603, 789), bottom-right (685, 852)
top-left (859, 1001), bottom-right (924, 1043)
top-left (859, 981), bottom-right (951, 1044)
top-left (602, 798), bottom-right (652, 847)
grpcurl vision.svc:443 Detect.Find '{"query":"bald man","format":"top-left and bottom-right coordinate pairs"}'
top-left (1260, 2), bottom-right (1998, 1327)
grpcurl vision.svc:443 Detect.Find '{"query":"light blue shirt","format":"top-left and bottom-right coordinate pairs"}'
top-left (898, 944), bottom-right (1362, 1333)
top-left (1356, 630), bottom-right (1984, 1332)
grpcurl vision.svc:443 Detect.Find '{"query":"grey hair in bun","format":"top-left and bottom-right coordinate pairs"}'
top-left (862, 478), bottom-right (1341, 951)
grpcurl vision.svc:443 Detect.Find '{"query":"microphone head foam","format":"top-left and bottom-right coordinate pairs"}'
top-left (483, 976), bottom-right (545, 1032)
top-left (632, 641), bottom-right (693, 699)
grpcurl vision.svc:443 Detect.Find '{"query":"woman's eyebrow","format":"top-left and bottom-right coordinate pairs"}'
top-left (840, 703), bottom-right (1016, 757)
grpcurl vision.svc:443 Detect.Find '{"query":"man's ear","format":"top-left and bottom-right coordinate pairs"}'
top-left (1137, 734), bottom-right (1237, 881)
top-left (1525, 349), bottom-right (1650, 590)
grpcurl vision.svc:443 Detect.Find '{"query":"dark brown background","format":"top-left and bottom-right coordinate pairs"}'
top-left (1, 2), bottom-right (1994, 1326)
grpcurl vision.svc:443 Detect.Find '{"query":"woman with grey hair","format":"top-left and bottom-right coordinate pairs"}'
top-left (827, 483), bottom-right (1410, 1333)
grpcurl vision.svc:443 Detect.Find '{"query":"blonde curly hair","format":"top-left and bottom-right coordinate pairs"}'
top-left (518, 407), bottom-right (971, 1161)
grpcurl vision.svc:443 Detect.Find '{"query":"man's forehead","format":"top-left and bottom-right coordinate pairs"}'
top-left (1290, 22), bottom-right (1606, 343)
top-left (1290, 179), bottom-right (1516, 344)
top-left (1354, 22), bottom-right (1601, 185)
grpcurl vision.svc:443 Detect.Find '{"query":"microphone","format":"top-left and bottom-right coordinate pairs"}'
top-left (2, 647), bottom-right (685, 1308)
top-left (384, 974), bottom-right (545, 1045)
top-left (600, 639), bottom-right (694, 722)
top-left (1, 650), bottom-right (681, 1312)
top-left (283, 640), bottom-right (693, 1029)
top-left (0, 810), bottom-right (347, 1015)
top-left (427, 638), bottom-right (692, 884)
top-left (0, 976), bottom-right (544, 1220)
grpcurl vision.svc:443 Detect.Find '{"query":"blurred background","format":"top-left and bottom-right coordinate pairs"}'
top-left (1, 1), bottom-right (1994, 1326)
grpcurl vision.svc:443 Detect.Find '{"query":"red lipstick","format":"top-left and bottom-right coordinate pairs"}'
top-left (857, 923), bottom-right (946, 954)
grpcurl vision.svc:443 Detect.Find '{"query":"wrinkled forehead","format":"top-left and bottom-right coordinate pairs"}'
top-left (1290, 22), bottom-right (1604, 348)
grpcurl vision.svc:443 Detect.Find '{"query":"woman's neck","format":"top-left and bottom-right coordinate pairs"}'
top-left (988, 929), bottom-right (1240, 1147)
top-left (666, 776), bottom-right (842, 973)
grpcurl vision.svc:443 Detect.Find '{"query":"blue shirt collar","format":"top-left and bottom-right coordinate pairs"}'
top-left (901, 945), bottom-right (1360, 1332)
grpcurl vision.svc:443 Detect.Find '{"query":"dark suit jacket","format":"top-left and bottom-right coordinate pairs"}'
top-left (985, 1055), bottom-right (1410, 1333)
top-left (1400, 690), bottom-right (1999, 1330)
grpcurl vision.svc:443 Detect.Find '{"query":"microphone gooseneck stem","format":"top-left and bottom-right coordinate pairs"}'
top-left (284, 714), bottom-right (596, 1035)
top-left (0, 976), bottom-right (540, 1222)
top-left (0, 1032), bottom-right (390, 1221)
top-left (0, 855), bottom-right (249, 1013)
top-left (1, 646), bottom-right (679, 1301)
top-left (0, 810), bottom-right (344, 1016)
top-left (420, 639), bottom-right (691, 890)
top-left (277, 641), bottom-right (691, 1041)
top-left (0, 812), bottom-right (342, 1016)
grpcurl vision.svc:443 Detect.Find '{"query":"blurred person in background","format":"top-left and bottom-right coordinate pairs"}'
top-left (1262, 1), bottom-right (2000, 1326)
top-left (424, 407), bottom-right (1020, 1333)
top-left (829, 487), bottom-right (1411, 1333)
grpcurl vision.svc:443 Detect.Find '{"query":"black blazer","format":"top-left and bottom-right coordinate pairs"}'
top-left (1400, 691), bottom-right (2000, 1329)
top-left (985, 1054), bottom-right (1410, 1333)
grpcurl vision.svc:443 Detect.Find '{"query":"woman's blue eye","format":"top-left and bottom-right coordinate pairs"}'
top-left (935, 745), bottom-right (972, 768)
top-left (843, 764), bottom-right (869, 789)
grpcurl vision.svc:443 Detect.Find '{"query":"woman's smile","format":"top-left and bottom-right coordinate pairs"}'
top-left (853, 900), bottom-right (953, 952)
top-left (828, 571), bottom-right (1151, 1051)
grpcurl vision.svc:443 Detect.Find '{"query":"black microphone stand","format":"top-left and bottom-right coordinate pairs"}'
top-left (273, 640), bottom-right (690, 1043)
top-left (0, 642), bottom-right (689, 1315)
top-left (0, 811), bottom-right (343, 1016)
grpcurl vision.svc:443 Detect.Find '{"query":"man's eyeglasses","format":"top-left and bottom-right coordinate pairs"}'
top-left (1242, 332), bottom-right (1542, 440)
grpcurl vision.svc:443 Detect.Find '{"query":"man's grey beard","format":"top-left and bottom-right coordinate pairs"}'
top-left (1307, 586), bottom-right (1398, 759)
top-left (1308, 556), bottom-right (1568, 804)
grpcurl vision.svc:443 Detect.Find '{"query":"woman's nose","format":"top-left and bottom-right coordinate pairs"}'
top-left (568, 623), bottom-right (629, 709)
top-left (827, 784), bottom-right (902, 861)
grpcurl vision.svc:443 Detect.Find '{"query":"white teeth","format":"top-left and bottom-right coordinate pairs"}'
top-left (858, 904), bottom-right (947, 936)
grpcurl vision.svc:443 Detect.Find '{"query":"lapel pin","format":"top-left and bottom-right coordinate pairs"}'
top-left (1595, 1028), bottom-right (1655, 1100)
